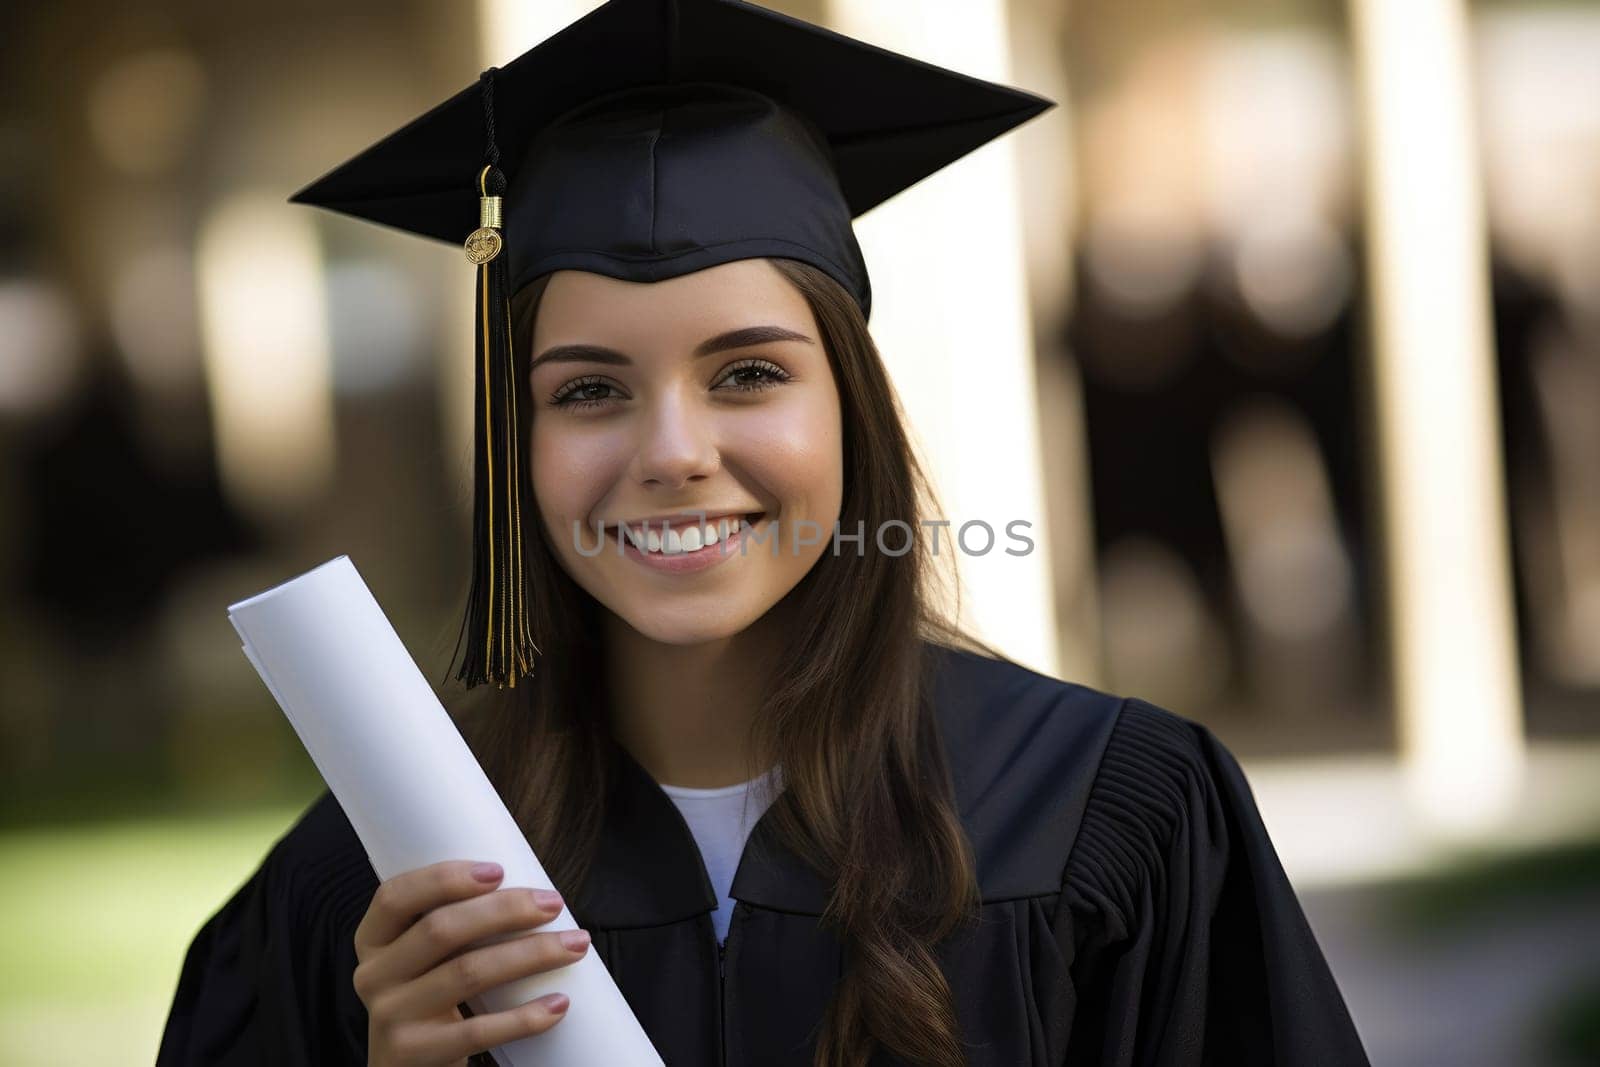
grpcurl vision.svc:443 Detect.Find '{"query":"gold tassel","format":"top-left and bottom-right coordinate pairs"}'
top-left (448, 162), bottom-right (538, 689)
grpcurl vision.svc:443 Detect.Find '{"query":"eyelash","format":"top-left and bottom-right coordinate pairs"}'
top-left (546, 359), bottom-right (792, 411)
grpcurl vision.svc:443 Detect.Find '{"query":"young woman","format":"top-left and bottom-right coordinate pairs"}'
top-left (159, 2), bottom-right (1371, 1065)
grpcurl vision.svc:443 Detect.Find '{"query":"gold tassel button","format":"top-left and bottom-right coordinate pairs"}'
top-left (464, 226), bottom-right (502, 264)
top-left (465, 188), bottom-right (503, 264)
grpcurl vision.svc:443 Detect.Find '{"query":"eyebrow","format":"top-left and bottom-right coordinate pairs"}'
top-left (527, 325), bottom-right (814, 374)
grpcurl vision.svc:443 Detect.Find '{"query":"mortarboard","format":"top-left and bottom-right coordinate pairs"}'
top-left (288, 0), bottom-right (1054, 690)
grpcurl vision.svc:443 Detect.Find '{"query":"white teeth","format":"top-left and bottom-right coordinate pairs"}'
top-left (622, 515), bottom-right (754, 555)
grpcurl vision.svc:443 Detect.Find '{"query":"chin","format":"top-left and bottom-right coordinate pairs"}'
top-left (609, 601), bottom-right (770, 646)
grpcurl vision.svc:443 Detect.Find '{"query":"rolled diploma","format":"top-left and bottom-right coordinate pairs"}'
top-left (227, 555), bottom-right (664, 1067)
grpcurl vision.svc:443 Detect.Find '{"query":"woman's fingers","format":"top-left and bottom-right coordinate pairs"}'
top-left (363, 886), bottom-right (564, 990)
top-left (355, 860), bottom-right (506, 960)
top-left (381, 927), bottom-right (591, 1021)
top-left (394, 993), bottom-right (572, 1065)
top-left (354, 861), bottom-right (584, 1065)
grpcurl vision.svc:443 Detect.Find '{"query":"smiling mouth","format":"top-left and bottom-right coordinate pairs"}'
top-left (608, 511), bottom-right (766, 556)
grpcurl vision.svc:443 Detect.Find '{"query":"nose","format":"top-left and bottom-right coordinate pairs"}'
top-left (629, 386), bottom-right (720, 489)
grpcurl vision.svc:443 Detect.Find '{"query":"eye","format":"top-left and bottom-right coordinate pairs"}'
top-left (548, 375), bottom-right (624, 411)
top-left (713, 358), bottom-right (792, 393)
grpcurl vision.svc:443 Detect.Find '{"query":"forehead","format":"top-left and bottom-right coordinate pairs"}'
top-left (531, 259), bottom-right (815, 350)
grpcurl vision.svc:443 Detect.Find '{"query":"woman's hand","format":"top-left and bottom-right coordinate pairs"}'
top-left (353, 860), bottom-right (589, 1066)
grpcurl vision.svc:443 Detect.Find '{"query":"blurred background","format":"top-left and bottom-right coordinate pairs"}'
top-left (1, 0), bottom-right (1598, 1063)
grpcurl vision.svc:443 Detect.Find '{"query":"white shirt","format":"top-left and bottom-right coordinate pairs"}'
top-left (658, 764), bottom-right (784, 945)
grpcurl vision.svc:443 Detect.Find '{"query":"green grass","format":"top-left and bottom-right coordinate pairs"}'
top-left (0, 803), bottom-right (313, 1066)
top-left (1380, 833), bottom-right (1600, 935)
top-left (1540, 969), bottom-right (1600, 1067)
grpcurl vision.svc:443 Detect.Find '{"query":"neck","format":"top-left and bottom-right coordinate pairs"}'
top-left (603, 609), bottom-right (787, 789)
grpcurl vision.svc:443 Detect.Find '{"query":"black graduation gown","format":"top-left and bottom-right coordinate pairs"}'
top-left (157, 643), bottom-right (1371, 1066)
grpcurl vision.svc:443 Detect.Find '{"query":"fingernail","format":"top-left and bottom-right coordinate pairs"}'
top-left (470, 862), bottom-right (503, 882)
top-left (560, 929), bottom-right (591, 952)
top-left (539, 993), bottom-right (570, 1013)
top-left (534, 888), bottom-right (564, 910)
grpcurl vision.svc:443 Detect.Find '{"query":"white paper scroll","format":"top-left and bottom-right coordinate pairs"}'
top-left (228, 555), bottom-right (664, 1067)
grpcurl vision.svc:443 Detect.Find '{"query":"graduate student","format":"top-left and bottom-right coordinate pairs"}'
top-left (158, 0), bottom-right (1372, 1064)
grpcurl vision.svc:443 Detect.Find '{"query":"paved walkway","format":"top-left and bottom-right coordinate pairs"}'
top-left (1302, 884), bottom-right (1600, 1067)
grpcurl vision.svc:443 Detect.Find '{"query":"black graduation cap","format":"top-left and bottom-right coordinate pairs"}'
top-left (288, 0), bottom-right (1053, 690)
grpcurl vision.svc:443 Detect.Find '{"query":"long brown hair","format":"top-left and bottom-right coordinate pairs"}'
top-left (453, 258), bottom-right (1007, 1067)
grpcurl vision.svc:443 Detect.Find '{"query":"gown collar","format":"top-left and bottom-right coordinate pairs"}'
top-left (571, 739), bottom-right (830, 927)
top-left (560, 639), bottom-right (1124, 930)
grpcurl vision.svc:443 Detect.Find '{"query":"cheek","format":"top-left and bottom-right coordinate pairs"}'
top-left (529, 420), bottom-right (629, 527)
top-left (731, 393), bottom-right (844, 516)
